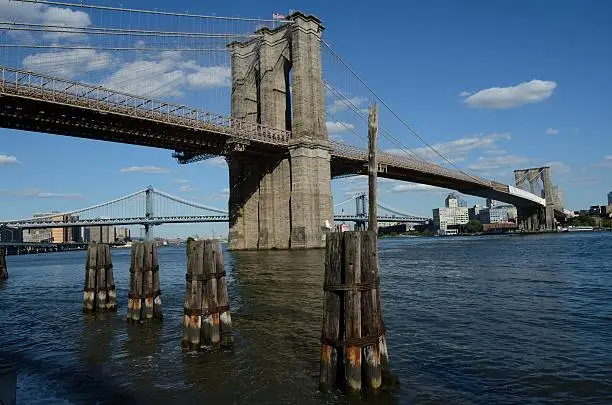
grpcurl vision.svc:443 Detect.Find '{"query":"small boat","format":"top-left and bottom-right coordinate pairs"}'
top-left (567, 226), bottom-right (594, 232)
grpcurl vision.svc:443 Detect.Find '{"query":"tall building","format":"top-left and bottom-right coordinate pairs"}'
top-left (434, 193), bottom-right (470, 234)
top-left (468, 205), bottom-right (481, 220)
top-left (608, 191), bottom-right (612, 205)
top-left (84, 226), bottom-right (116, 243)
top-left (116, 227), bottom-right (131, 241)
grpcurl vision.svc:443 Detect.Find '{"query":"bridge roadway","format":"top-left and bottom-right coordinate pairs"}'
top-left (0, 66), bottom-right (544, 209)
top-left (5, 214), bottom-right (428, 229)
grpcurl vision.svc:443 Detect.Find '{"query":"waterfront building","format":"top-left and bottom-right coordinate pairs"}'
top-left (479, 205), bottom-right (518, 224)
top-left (433, 193), bottom-right (469, 234)
top-left (0, 225), bottom-right (23, 243)
top-left (608, 191), bottom-right (612, 205)
top-left (23, 228), bottom-right (52, 243)
top-left (116, 227), bottom-right (131, 241)
top-left (468, 205), bottom-right (481, 220)
top-left (84, 225), bottom-right (116, 243)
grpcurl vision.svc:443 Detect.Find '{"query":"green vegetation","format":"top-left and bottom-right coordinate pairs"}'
top-left (568, 216), bottom-right (596, 227)
top-left (465, 220), bottom-right (484, 234)
top-left (602, 218), bottom-right (612, 228)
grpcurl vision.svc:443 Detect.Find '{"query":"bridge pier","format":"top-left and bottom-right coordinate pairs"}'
top-left (514, 167), bottom-right (555, 231)
top-left (227, 12), bottom-right (332, 250)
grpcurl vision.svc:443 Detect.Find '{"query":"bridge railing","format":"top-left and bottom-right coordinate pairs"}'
top-left (330, 141), bottom-right (493, 187)
top-left (0, 66), bottom-right (291, 145)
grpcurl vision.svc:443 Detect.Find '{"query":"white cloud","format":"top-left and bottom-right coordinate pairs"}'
top-left (463, 80), bottom-right (557, 109)
top-left (327, 96), bottom-right (367, 114)
top-left (468, 155), bottom-right (529, 171)
top-left (102, 53), bottom-right (230, 98)
top-left (545, 161), bottom-right (570, 175)
top-left (545, 128), bottom-right (560, 136)
top-left (0, 154), bottom-right (20, 164)
top-left (179, 184), bottom-right (198, 192)
top-left (386, 132), bottom-right (512, 163)
top-left (593, 156), bottom-right (612, 168)
top-left (23, 49), bottom-right (111, 78)
top-left (0, 188), bottom-right (82, 198)
top-left (173, 179), bottom-right (189, 184)
top-left (119, 166), bottom-right (170, 174)
top-left (202, 188), bottom-right (230, 201)
top-left (391, 183), bottom-right (442, 193)
top-left (186, 66), bottom-right (231, 88)
top-left (326, 121), bottom-right (355, 135)
top-left (203, 157), bottom-right (227, 168)
top-left (459, 91), bottom-right (472, 97)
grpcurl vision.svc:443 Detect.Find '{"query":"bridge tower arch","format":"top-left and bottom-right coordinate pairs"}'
top-left (513, 166), bottom-right (554, 231)
top-left (227, 12), bottom-right (332, 250)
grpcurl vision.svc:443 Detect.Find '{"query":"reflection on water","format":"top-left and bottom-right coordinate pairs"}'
top-left (0, 233), bottom-right (611, 404)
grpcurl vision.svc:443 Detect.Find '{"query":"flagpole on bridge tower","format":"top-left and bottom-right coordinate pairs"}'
top-left (368, 103), bottom-right (378, 232)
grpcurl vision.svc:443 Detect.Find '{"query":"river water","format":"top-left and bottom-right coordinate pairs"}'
top-left (1, 233), bottom-right (611, 404)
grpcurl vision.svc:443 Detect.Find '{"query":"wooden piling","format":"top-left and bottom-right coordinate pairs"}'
top-left (215, 241), bottom-right (233, 347)
top-left (201, 240), bottom-right (221, 347)
top-left (0, 249), bottom-right (8, 281)
top-left (83, 244), bottom-right (97, 313)
top-left (320, 231), bottom-right (394, 395)
top-left (152, 245), bottom-right (162, 319)
top-left (182, 239), bottom-right (233, 351)
top-left (361, 231), bottom-right (382, 392)
top-left (344, 232), bottom-right (362, 394)
top-left (128, 242), bottom-right (162, 323)
top-left (104, 244), bottom-right (117, 312)
top-left (182, 238), bottom-right (203, 351)
top-left (319, 232), bottom-right (342, 392)
top-left (83, 242), bottom-right (116, 313)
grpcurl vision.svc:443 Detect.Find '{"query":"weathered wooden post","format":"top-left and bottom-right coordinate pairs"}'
top-left (0, 248), bottom-right (8, 280)
top-left (182, 238), bottom-right (203, 351)
top-left (128, 241), bottom-right (162, 322)
top-left (83, 242), bottom-right (116, 313)
top-left (319, 104), bottom-right (395, 395)
top-left (182, 239), bottom-right (233, 351)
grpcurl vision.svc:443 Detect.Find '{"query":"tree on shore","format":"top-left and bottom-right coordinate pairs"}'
top-left (465, 220), bottom-right (483, 233)
top-left (568, 216), bottom-right (596, 227)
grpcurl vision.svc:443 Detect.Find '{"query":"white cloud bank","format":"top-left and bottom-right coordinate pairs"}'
top-left (119, 166), bottom-right (170, 174)
top-left (463, 80), bottom-right (557, 109)
top-left (0, 154), bottom-right (20, 164)
top-left (545, 128), bottom-right (560, 136)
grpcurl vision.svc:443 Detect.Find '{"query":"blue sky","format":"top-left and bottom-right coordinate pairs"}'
top-left (1, 0), bottom-right (611, 238)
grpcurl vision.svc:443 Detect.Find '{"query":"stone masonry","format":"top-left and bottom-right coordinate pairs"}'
top-left (514, 167), bottom-right (555, 231)
top-left (227, 12), bottom-right (333, 250)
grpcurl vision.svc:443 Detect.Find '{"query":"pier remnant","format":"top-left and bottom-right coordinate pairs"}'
top-left (127, 242), bottom-right (162, 322)
top-left (182, 239), bottom-right (233, 351)
top-left (83, 243), bottom-right (116, 313)
top-left (319, 231), bottom-right (393, 395)
top-left (0, 249), bottom-right (7, 280)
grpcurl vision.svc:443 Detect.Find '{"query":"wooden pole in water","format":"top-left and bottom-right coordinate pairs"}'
top-left (182, 239), bottom-right (203, 351)
top-left (361, 231), bottom-right (382, 391)
top-left (368, 103), bottom-right (378, 233)
top-left (214, 241), bottom-right (233, 347)
top-left (83, 243), bottom-right (97, 313)
top-left (152, 244), bottom-right (162, 319)
top-left (95, 243), bottom-right (108, 312)
top-left (319, 232), bottom-right (342, 391)
top-left (104, 244), bottom-right (117, 312)
top-left (128, 242), bottom-right (144, 322)
top-left (0, 249), bottom-right (7, 281)
top-left (201, 240), bottom-right (221, 347)
top-left (143, 242), bottom-right (154, 320)
top-left (344, 232), bottom-right (362, 394)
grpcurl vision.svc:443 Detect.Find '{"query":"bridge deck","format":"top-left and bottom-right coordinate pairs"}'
top-left (0, 66), bottom-right (544, 209)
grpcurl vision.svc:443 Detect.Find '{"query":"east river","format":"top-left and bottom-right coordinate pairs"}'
top-left (1, 232), bottom-right (611, 404)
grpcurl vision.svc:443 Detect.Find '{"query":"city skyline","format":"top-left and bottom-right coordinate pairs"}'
top-left (1, 0), bottom-right (611, 238)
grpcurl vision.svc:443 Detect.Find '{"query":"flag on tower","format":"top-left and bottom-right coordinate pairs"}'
top-left (272, 12), bottom-right (286, 20)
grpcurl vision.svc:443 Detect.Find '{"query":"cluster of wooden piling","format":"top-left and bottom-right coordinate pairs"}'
top-left (0, 249), bottom-right (7, 281)
top-left (128, 242), bottom-right (162, 322)
top-left (182, 239), bottom-right (232, 351)
top-left (83, 243), bottom-right (117, 313)
top-left (320, 231), bottom-right (392, 395)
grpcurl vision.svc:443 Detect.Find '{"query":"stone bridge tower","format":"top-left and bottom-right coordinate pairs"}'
top-left (514, 166), bottom-right (555, 231)
top-left (227, 12), bottom-right (332, 250)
